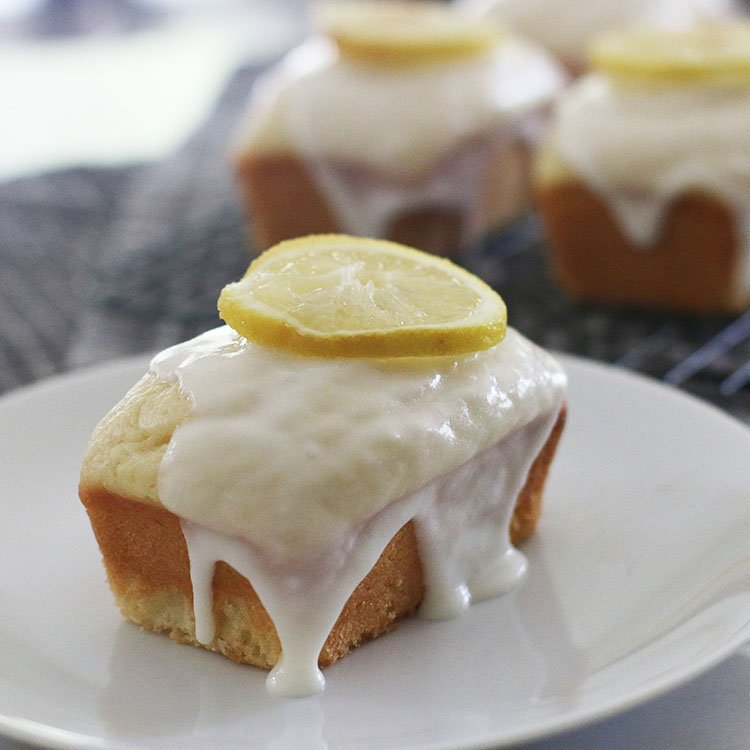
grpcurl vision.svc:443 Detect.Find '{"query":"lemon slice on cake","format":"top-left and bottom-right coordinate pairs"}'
top-left (218, 235), bottom-right (507, 358)
top-left (591, 22), bottom-right (750, 84)
top-left (314, 0), bottom-right (499, 66)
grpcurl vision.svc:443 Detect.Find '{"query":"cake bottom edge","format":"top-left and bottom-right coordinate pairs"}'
top-left (79, 406), bottom-right (566, 671)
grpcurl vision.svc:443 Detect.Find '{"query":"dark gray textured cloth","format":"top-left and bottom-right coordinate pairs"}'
top-left (0, 63), bottom-right (259, 391)
top-left (1, 65), bottom-right (750, 423)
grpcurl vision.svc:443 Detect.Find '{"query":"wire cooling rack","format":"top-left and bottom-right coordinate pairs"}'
top-left (472, 220), bottom-right (750, 424)
top-left (2, 156), bottom-right (749, 429)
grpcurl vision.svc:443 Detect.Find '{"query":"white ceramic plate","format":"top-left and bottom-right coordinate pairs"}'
top-left (1, 354), bottom-right (749, 750)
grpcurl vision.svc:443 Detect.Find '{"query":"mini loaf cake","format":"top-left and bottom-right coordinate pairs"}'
top-left (79, 235), bottom-right (567, 697)
top-left (535, 22), bottom-right (750, 313)
top-left (458, 0), bottom-right (737, 76)
top-left (232, 0), bottom-right (565, 260)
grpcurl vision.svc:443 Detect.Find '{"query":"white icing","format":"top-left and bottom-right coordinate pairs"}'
top-left (234, 35), bottom-right (565, 242)
top-left (305, 136), bottom-right (495, 247)
top-left (550, 74), bottom-right (750, 303)
top-left (237, 36), bottom-right (563, 173)
top-left (459, 0), bottom-right (737, 71)
top-left (151, 325), bottom-right (566, 696)
top-left (413, 420), bottom-right (548, 619)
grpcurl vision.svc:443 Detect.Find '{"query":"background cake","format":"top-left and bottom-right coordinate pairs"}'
top-left (457, 0), bottom-right (739, 76)
top-left (534, 22), bottom-right (750, 313)
top-left (232, 0), bottom-right (565, 261)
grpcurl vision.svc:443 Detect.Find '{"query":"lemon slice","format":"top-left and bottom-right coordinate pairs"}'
top-left (591, 22), bottom-right (750, 84)
top-left (313, 0), bottom-right (499, 66)
top-left (218, 235), bottom-right (507, 358)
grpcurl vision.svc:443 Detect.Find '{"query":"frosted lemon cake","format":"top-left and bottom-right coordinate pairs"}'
top-left (535, 22), bottom-right (750, 313)
top-left (79, 235), bottom-right (567, 697)
top-left (232, 0), bottom-right (565, 259)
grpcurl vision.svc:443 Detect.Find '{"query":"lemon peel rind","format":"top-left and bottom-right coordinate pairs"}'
top-left (218, 234), bottom-right (508, 359)
top-left (590, 23), bottom-right (750, 85)
top-left (331, 34), bottom-right (498, 66)
top-left (314, 1), bottom-right (499, 66)
top-left (218, 300), bottom-right (507, 358)
top-left (593, 55), bottom-right (750, 86)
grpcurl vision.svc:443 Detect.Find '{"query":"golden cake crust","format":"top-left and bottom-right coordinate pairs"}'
top-left (536, 179), bottom-right (741, 313)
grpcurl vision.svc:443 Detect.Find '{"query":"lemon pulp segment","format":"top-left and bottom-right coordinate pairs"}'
top-left (218, 235), bottom-right (507, 358)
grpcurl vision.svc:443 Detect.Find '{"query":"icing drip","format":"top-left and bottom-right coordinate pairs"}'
top-left (180, 413), bottom-right (553, 696)
top-left (152, 325), bottom-right (566, 696)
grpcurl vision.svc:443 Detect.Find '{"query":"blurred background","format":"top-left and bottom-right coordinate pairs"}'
top-left (0, 0), bottom-right (309, 387)
top-left (0, 0), bottom-right (749, 426)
